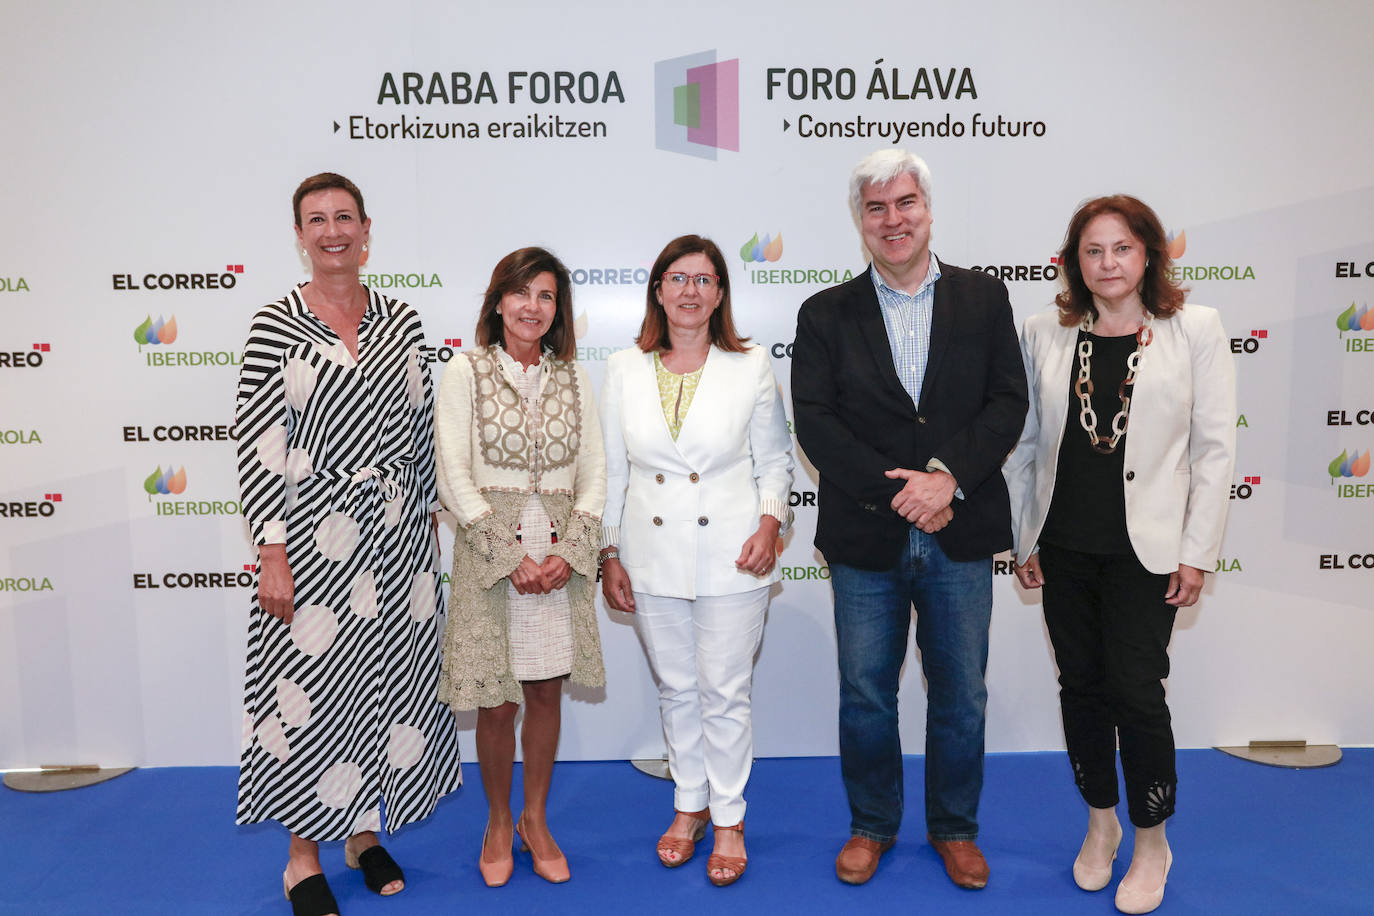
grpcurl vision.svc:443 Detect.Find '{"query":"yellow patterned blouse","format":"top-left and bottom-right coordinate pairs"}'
top-left (653, 352), bottom-right (705, 440)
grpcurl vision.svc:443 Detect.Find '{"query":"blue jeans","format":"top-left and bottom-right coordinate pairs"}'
top-left (831, 528), bottom-right (992, 842)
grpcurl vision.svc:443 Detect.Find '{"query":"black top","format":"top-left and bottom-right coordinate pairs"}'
top-left (1039, 331), bottom-right (1137, 555)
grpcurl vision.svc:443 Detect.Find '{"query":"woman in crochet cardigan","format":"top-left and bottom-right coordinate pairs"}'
top-left (434, 247), bottom-right (606, 887)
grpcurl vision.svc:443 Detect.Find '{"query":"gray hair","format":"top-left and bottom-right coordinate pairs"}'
top-left (848, 149), bottom-right (933, 224)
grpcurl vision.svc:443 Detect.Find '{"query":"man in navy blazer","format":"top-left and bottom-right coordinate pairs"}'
top-left (791, 150), bottom-right (1027, 888)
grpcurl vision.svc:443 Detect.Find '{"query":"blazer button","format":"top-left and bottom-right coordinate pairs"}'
top-left (917, 415), bottom-right (927, 424)
top-left (655, 473), bottom-right (665, 484)
top-left (689, 472), bottom-right (700, 483)
top-left (652, 516), bottom-right (663, 526)
top-left (698, 516), bottom-right (709, 526)
top-left (1125, 470), bottom-right (1135, 481)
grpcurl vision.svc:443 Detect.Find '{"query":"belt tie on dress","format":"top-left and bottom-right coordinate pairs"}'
top-left (334, 465), bottom-right (413, 581)
top-left (348, 466), bottom-right (401, 504)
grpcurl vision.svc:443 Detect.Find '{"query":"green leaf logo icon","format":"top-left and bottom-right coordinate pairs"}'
top-left (134, 315), bottom-right (153, 345)
top-left (1328, 450), bottom-right (1347, 482)
top-left (143, 466), bottom-right (163, 495)
top-left (1337, 302), bottom-right (1356, 334)
top-left (740, 233), bottom-right (760, 262)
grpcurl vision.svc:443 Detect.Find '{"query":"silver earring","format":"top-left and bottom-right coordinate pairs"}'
top-left (301, 248), bottom-right (307, 257)
top-left (363, 243), bottom-right (369, 252)
top-left (496, 306), bottom-right (502, 315)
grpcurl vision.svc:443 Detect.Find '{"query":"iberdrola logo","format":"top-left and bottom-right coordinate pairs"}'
top-left (1327, 449), bottom-right (1370, 483)
top-left (135, 315), bottom-right (178, 347)
top-left (1166, 230), bottom-right (1186, 260)
top-left (1336, 303), bottom-right (1374, 336)
top-left (740, 233), bottom-right (783, 263)
top-left (143, 465), bottom-right (187, 498)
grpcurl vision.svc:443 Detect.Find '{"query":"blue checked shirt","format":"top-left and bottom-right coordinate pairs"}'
top-left (872, 255), bottom-right (962, 496)
top-left (872, 255), bottom-right (940, 409)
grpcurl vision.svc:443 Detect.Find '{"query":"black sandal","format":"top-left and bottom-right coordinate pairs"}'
top-left (347, 844), bottom-right (405, 896)
top-left (283, 872), bottom-right (340, 916)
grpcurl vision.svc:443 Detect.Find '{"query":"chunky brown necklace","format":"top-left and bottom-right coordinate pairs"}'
top-left (1075, 311), bottom-right (1153, 455)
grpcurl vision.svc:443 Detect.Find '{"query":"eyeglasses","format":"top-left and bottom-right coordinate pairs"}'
top-left (662, 272), bottom-right (721, 290)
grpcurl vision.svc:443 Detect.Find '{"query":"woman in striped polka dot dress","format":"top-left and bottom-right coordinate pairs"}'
top-left (236, 173), bottom-right (462, 916)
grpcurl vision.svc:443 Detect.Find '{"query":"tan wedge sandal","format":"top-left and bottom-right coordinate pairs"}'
top-left (707, 821), bottom-right (747, 887)
top-left (657, 808), bottom-right (710, 867)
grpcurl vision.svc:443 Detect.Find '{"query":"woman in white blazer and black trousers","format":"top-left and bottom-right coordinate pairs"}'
top-left (600, 235), bottom-right (793, 887)
top-left (1003, 196), bottom-right (1235, 915)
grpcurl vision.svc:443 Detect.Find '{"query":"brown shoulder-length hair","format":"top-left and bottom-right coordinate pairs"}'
top-left (636, 235), bottom-right (750, 353)
top-left (475, 247), bottom-right (576, 361)
top-left (1055, 195), bottom-right (1187, 326)
top-left (293, 173), bottom-right (367, 227)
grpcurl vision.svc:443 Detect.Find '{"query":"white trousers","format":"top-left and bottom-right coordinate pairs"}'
top-left (632, 586), bottom-right (770, 827)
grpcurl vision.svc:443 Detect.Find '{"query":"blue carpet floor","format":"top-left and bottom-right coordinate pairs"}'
top-left (3, 749), bottom-right (1369, 915)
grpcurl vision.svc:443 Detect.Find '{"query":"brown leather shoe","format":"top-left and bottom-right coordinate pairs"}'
top-left (928, 836), bottom-right (989, 889)
top-left (835, 836), bottom-right (896, 885)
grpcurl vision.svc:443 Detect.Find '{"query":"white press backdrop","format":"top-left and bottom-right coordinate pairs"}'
top-left (2, 0), bottom-right (1372, 769)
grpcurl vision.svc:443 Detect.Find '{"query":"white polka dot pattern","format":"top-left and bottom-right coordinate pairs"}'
top-left (290, 604), bottom-right (339, 656)
top-left (256, 715), bottom-right (291, 764)
top-left (315, 512), bottom-right (360, 561)
top-left (353, 807), bottom-right (381, 835)
top-left (275, 677), bottom-right (312, 728)
top-left (387, 723), bottom-right (425, 769)
top-left (256, 424), bottom-right (287, 475)
top-left (286, 447), bottom-right (314, 484)
top-left (315, 340), bottom-right (354, 369)
top-left (408, 572), bottom-right (435, 622)
top-left (315, 761), bottom-right (363, 808)
top-left (284, 357), bottom-right (318, 411)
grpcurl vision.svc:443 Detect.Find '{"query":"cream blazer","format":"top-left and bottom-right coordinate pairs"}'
top-left (1003, 304), bottom-right (1236, 575)
top-left (601, 344), bottom-right (794, 599)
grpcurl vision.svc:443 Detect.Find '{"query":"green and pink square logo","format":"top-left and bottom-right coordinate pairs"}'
top-left (655, 51), bottom-right (739, 159)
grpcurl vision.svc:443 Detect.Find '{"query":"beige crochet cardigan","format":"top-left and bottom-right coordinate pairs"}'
top-left (433, 347), bottom-right (606, 709)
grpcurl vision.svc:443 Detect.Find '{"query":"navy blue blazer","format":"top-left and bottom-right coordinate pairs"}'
top-left (791, 263), bottom-right (1028, 569)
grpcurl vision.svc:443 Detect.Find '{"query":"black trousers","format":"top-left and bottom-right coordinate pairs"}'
top-left (1038, 543), bottom-right (1178, 828)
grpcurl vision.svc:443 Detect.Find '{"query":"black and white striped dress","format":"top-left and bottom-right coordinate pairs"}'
top-left (235, 285), bottom-right (461, 841)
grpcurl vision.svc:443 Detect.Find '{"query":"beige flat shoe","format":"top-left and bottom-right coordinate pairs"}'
top-left (1115, 844), bottom-right (1172, 914)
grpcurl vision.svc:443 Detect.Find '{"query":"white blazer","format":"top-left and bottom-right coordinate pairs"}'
top-left (601, 344), bottom-right (794, 599)
top-left (1003, 304), bottom-right (1236, 575)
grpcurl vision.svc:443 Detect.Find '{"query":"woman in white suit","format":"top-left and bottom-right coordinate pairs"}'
top-left (600, 234), bottom-right (793, 887)
top-left (1003, 196), bottom-right (1235, 915)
